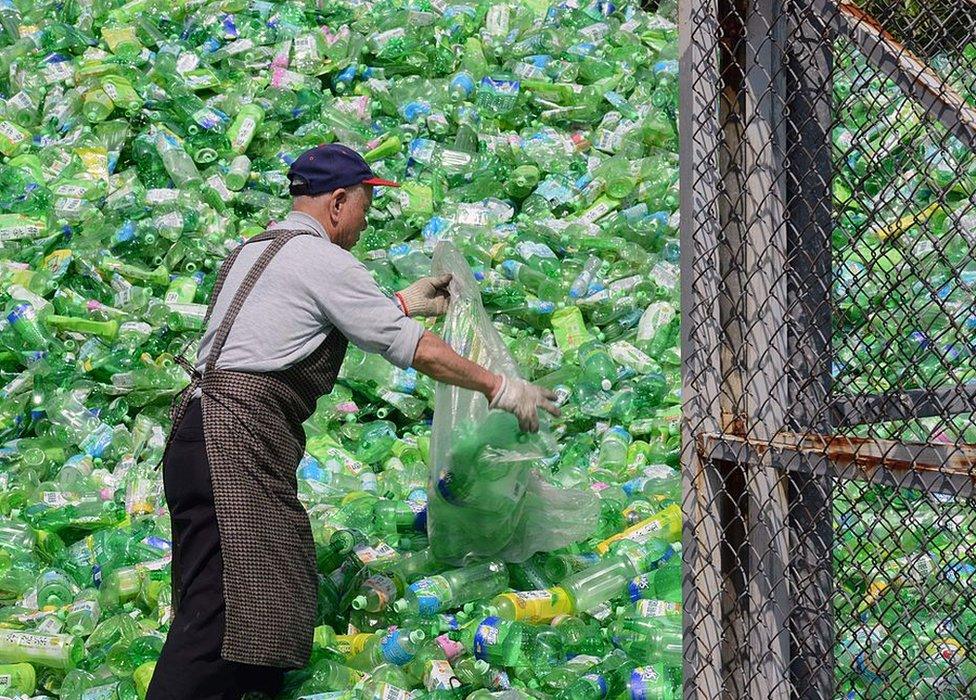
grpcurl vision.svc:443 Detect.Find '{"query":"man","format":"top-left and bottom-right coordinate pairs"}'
top-left (146, 144), bottom-right (559, 699)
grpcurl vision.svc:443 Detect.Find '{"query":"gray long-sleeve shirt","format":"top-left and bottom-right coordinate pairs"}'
top-left (191, 211), bottom-right (424, 395)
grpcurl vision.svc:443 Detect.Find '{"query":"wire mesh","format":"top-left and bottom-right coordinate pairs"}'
top-left (681, 1), bottom-right (976, 698)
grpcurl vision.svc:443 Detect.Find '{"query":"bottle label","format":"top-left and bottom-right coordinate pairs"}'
top-left (425, 658), bottom-right (459, 690)
top-left (0, 215), bottom-right (44, 240)
top-left (42, 491), bottom-right (71, 507)
top-left (516, 240), bottom-right (557, 260)
top-left (142, 535), bottom-right (172, 552)
top-left (55, 184), bottom-right (88, 198)
top-left (1, 631), bottom-right (63, 649)
top-left (650, 261), bottom-right (679, 290)
top-left (176, 52), bottom-right (199, 73)
top-left (455, 205), bottom-right (491, 227)
top-left (440, 149), bottom-right (473, 169)
top-left (82, 685), bottom-right (118, 700)
top-left (294, 33), bottom-right (317, 58)
top-left (184, 69), bottom-right (221, 89)
top-left (391, 367), bottom-right (417, 395)
top-left (635, 599), bottom-right (682, 618)
top-left (375, 683), bottom-right (410, 700)
top-left (192, 107), bottom-right (224, 130)
top-left (353, 541), bottom-right (397, 565)
top-left (156, 211), bottom-right (183, 230)
top-left (145, 188), bottom-right (180, 205)
top-left (628, 666), bottom-right (662, 699)
top-left (628, 574), bottom-right (652, 601)
top-left (360, 471), bottom-right (377, 492)
top-left (0, 121), bottom-right (27, 144)
top-left (43, 60), bottom-right (75, 84)
top-left (139, 556), bottom-right (172, 572)
top-left (69, 599), bottom-right (99, 615)
top-left (379, 629), bottom-right (415, 665)
top-left (38, 616), bottom-right (64, 634)
top-left (435, 633), bottom-right (464, 660)
top-left (609, 341), bottom-right (654, 372)
top-left (233, 117), bottom-right (257, 150)
top-left (505, 588), bottom-right (573, 622)
top-left (409, 575), bottom-right (451, 615)
top-left (58, 197), bottom-right (85, 214)
top-left (101, 81), bottom-right (121, 102)
top-left (596, 506), bottom-right (679, 554)
top-left (578, 198), bottom-right (617, 225)
top-left (335, 633), bottom-right (371, 657)
top-left (473, 615), bottom-right (503, 660)
top-left (207, 175), bottom-right (233, 201)
top-left (488, 669), bottom-right (511, 690)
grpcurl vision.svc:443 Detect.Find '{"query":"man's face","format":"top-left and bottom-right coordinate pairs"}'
top-left (332, 185), bottom-right (373, 250)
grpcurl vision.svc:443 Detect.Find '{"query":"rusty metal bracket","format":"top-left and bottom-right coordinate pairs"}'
top-left (810, 1), bottom-right (976, 149)
top-left (699, 431), bottom-right (976, 499)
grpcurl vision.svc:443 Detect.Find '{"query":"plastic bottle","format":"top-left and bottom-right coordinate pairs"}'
top-left (0, 629), bottom-right (83, 668)
top-left (395, 560), bottom-right (509, 617)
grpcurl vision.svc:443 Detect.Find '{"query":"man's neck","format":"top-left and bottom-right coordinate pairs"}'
top-left (285, 209), bottom-right (331, 241)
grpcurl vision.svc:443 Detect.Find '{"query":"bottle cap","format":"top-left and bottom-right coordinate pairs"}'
top-left (351, 595), bottom-right (367, 610)
top-left (392, 599), bottom-right (408, 613)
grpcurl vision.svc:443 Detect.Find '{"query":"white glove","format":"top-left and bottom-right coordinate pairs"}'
top-left (396, 274), bottom-right (453, 317)
top-left (488, 374), bottom-right (561, 433)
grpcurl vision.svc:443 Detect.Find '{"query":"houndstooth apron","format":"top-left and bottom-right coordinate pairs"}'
top-left (160, 228), bottom-right (349, 668)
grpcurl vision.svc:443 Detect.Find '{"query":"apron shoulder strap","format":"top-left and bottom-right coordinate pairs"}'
top-left (202, 228), bottom-right (283, 328)
top-left (203, 228), bottom-right (316, 375)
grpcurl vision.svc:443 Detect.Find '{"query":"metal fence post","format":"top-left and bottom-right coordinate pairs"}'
top-left (783, 1), bottom-right (836, 695)
top-left (740, 2), bottom-right (792, 696)
top-left (679, 0), bottom-right (728, 696)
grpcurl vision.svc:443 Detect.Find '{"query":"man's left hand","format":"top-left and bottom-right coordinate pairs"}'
top-left (396, 274), bottom-right (453, 317)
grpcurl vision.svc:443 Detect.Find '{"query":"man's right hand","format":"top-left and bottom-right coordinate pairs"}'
top-left (488, 374), bottom-right (561, 433)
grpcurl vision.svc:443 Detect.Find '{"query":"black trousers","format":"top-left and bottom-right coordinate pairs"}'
top-left (147, 398), bottom-right (286, 700)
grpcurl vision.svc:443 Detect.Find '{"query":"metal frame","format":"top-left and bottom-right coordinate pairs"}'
top-left (810, 0), bottom-right (976, 150)
top-left (828, 383), bottom-right (976, 426)
top-left (700, 432), bottom-right (976, 500)
top-left (680, 0), bottom-right (976, 697)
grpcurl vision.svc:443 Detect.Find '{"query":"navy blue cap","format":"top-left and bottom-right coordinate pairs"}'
top-left (287, 143), bottom-right (399, 196)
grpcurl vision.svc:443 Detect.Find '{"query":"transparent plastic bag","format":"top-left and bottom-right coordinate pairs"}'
top-left (427, 241), bottom-right (599, 564)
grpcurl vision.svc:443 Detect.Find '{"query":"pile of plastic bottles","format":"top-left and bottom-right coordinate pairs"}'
top-left (0, 0), bottom-right (684, 697)
top-left (834, 481), bottom-right (976, 697)
top-left (832, 48), bottom-right (976, 396)
top-left (830, 46), bottom-right (976, 696)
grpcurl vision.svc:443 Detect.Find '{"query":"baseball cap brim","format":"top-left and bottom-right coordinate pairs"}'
top-left (362, 176), bottom-right (400, 187)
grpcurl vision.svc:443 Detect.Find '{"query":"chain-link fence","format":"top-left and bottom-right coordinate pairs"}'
top-left (680, 1), bottom-right (976, 697)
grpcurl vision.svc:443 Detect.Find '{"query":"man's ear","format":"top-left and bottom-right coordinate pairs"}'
top-left (327, 188), bottom-right (347, 225)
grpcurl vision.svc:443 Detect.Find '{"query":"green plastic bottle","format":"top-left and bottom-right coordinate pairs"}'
top-left (0, 629), bottom-right (84, 668)
top-left (0, 662), bottom-right (35, 696)
top-left (395, 560), bottom-right (509, 617)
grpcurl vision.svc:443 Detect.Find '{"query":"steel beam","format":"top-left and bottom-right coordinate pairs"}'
top-left (699, 432), bottom-right (976, 500)
top-left (829, 383), bottom-right (976, 426)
